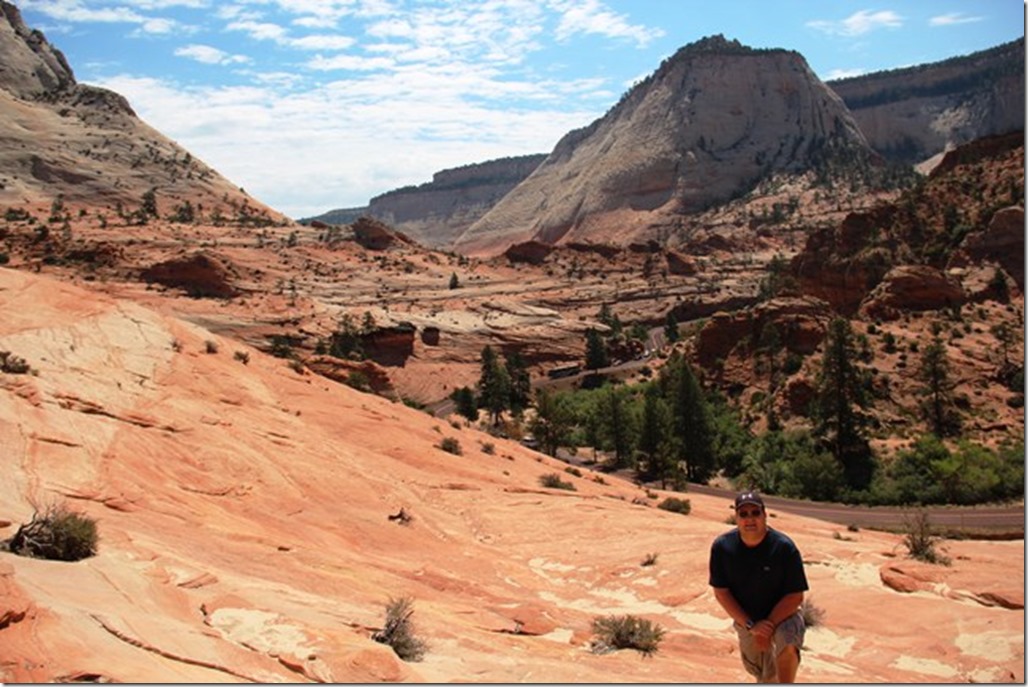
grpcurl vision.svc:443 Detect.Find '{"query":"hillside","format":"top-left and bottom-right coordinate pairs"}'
top-left (0, 0), bottom-right (286, 226)
top-left (0, 266), bottom-right (1022, 683)
top-left (454, 36), bottom-right (881, 256)
top-left (829, 39), bottom-right (1025, 164)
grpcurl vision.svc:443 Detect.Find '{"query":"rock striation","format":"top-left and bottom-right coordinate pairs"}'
top-left (829, 39), bottom-right (1025, 165)
top-left (454, 35), bottom-right (875, 256)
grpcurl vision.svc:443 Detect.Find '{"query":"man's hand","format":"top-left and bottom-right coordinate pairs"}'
top-left (751, 619), bottom-right (775, 651)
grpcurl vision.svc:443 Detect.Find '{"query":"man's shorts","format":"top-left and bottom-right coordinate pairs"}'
top-left (733, 611), bottom-right (806, 683)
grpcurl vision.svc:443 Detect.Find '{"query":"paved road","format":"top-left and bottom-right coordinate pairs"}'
top-left (687, 482), bottom-right (1024, 535)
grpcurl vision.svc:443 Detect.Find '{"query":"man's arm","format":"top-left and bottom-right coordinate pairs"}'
top-left (767, 591), bottom-right (804, 628)
top-left (712, 586), bottom-right (753, 627)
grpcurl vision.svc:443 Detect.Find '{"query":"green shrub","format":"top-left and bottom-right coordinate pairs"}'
top-left (7, 503), bottom-right (98, 561)
top-left (481, 442), bottom-right (495, 455)
top-left (657, 497), bottom-right (691, 515)
top-left (204, 339), bottom-right (219, 354)
top-left (233, 350), bottom-right (250, 364)
top-left (590, 614), bottom-right (665, 657)
top-left (539, 473), bottom-right (576, 490)
top-left (439, 437), bottom-right (462, 455)
top-left (372, 597), bottom-right (427, 662)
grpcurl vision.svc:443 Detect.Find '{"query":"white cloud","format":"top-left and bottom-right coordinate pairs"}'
top-left (175, 43), bottom-right (251, 65)
top-left (825, 67), bottom-right (866, 80)
top-left (807, 9), bottom-right (903, 37)
top-left (929, 12), bottom-right (984, 27)
top-left (226, 19), bottom-right (289, 42)
top-left (550, 0), bottom-right (664, 47)
top-left (288, 34), bottom-right (357, 50)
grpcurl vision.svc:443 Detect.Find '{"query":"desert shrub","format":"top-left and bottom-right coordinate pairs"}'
top-left (902, 510), bottom-right (950, 565)
top-left (372, 596), bottom-right (427, 662)
top-left (800, 597), bottom-right (826, 627)
top-left (657, 497), bottom-right (691, 515)
top-left (204, 339), bottom-right (219, 354)
top-left (233, 350), bottom-right (250, 364)
top-left (439, 437), bottom-right (462, 455)
top-left (346, 370), bottom-right (371, 392)
top-left (0, 350), bottom-right (31, 374)
top-left (641, 552), bottom-right (659, 566)
top-left (7, 503), bottom-right (98, 561)
top-left (481, 441), bottom-right (495, 455)
top-left (539, 473), bottom-right (575, 490)
top-left (565, 466), bottom-right (583, 477)
top-left (590, 614), bottom-right (665, 657)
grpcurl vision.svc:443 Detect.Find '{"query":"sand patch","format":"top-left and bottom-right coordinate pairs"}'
top-left (891, 655), bottom-right (959, 678)
top-left (804, 627), bottom-right (856, 658)
top-left (956, 631), bottom-right (1016, 661)
top-left (208, 607), bottom-right (316, 657)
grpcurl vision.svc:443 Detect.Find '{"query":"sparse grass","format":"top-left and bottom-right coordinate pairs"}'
top-left (6, 503), bottom-right (98, 561)
top-left (590, 614), bottom-right (665, 657)
top-left (641, 552), bottom-right (659, 567)
top-left (903, 510), bottom-right (951, 565)
top-left (657, 497), bottom-right (691, 515)
top-left (439, 437), bottom-right (462, 455)
top-left (539, 473), bottom-right (576, 490)
top-left (372, 596), bottom-right (427, 662)
top-left (800, 597), bottom-right (826, 627)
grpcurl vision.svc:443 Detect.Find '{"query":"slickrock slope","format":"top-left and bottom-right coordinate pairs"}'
top-left (454, 36), bottom-right (875, 256)
top-left (0, 267), bottom-right (1022, 683)
top-left (829, 39), bottom-right (1025, 165)
top-left (0, 0), bottom-right (284, 222)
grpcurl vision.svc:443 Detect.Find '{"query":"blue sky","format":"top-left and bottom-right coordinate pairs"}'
top-left (15, 0), bottom-right (1025, 219)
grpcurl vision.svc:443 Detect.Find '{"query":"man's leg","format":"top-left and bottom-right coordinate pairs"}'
top-left (775, 644), bottom-right (800, 683)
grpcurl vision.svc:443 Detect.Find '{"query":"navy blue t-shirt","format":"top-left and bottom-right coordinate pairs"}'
top-left (708, 527), bottom-right (808, 621)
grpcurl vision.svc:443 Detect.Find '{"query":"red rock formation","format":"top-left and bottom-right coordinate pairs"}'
top-left (859, 265), bottom-right (965, 321)
top-left (140, 252), bottom-right (240, 299)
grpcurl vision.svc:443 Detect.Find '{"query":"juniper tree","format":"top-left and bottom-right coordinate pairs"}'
top-left (477, 345), bottom-right (510, 426)
top-left (529, 388), bottom-right (575, 457)
top-left (811, 317), bottom-right (875, 490)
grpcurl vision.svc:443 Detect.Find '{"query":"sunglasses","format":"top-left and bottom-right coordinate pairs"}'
top-left (736, 508), bottom-right (763, 518)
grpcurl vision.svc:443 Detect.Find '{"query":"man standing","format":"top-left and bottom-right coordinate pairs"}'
top-left (709, 491), bottom-right (808, 683)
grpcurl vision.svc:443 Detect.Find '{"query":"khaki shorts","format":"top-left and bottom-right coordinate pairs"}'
top-left (734, 611), bottom-right (805, 683)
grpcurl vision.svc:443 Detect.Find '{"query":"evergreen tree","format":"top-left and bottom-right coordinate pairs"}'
top-left (451, 386), bottom-right (478, 422)
top-left (597, 385), bottom-right (638, 469)
top-left (530, 389), bottom-right (575, 457)
top-left (477, 346), bottom-right (511, 425)
top-left (666, 356), bottom-right (716, 483)
top-left (663, 311), bottom-right (679, 344)
top-left (504, 351), bottom-right (532, 417)
top-left (638, 385), bottom-right (679, 488)
top-left (812, 317), bottom-right (875, 490)
top-left (448, 272), bottom-right (460, 289)
top-left (585, 328), bottom-right (609, 371)
top-left (918, 328), bottom-right (960, 437)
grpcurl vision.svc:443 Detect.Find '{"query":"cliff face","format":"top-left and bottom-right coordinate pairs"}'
top-left (454, 36), bottom-right (874, 256)
top-left (829, 40), bottom-right (1025, 164)
top-left (0, 0), bottom-right (285, 221)
top-left (314, 155), bottom-right (547, 249)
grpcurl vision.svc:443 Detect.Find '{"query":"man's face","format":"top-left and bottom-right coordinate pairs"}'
top-left (735, 504), bottom-right (767, 538)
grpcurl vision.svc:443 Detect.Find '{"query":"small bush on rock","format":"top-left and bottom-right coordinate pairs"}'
top-left (590, 614), bottom-right (665, 657)
top-left (7, 503), bottom-right (98, 561)
top-left (372, 596), bottom-right (427, 662)
top-left (657, 497), bottom-right (691, 515)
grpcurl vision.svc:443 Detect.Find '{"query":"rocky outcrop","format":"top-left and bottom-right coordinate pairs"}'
top-left (455, 35), bottom-right (875, 256)
top-left (829, 40), bottom-right (1024, 165)
top-left (361, 322), bottom-right (416, 367)
top-left (140, 252), bottom-right (239, 299)
top-left (0, 1), bottom-right (74, 98)
top-left (694, 296), bottom-right (832, 370)
top-left (859, 265), bottom-right (965, 321)
top-left (504, 241), bottom-right (553, 265)
top-left (952, 205), bottom-right (1025, 292)
top-left (350, 217), bottom-right (414, 251)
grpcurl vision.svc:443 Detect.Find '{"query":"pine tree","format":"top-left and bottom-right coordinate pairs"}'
top-left (638, 385), bottom-right (679, 488)
top-left (664, 355), bottom-right (716, 483)
top-left (663, 311), bottom-right (679, 344)
top-left (451, 386), bottom-right (478, 422)
top-left (597, 385), bottom-right (638, 469)
top-left (585, 328), bottom-right (609, 371)
top-left (504, 351), bottom-right (531, 417)
top-left (918, 328), bottom-right (960, 437)
top-left (477, 346), bottom-right (511, 426)
top-left (530, 389), bottom-right (575, 457)
top-left (812, 317), bottom-right (875, 490)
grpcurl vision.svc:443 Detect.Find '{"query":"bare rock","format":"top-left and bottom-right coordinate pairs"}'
top-left (859, 265), bottom-right (965, 321)
top-left (140, 252), bottom-right (240, 299)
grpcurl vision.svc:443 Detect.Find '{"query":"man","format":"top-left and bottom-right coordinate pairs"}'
top-left (709, 490), bottom-right (808, 683)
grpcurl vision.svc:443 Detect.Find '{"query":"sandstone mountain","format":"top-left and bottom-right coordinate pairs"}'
top-left (308, 155), bottom-right (548, 250)
top-left (453, 36), bottom-right (878, 256)
top-left (0, 0), bottom-right (285, 224)
top-left (829, 39), bottom-right (1025, 165)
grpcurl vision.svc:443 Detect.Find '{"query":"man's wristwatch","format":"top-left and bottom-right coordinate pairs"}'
top-left (745, 619), bottom-right (755, 630)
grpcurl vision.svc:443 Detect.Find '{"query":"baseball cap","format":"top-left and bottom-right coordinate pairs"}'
top-left (734, 490), bottom-right (764, 511)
